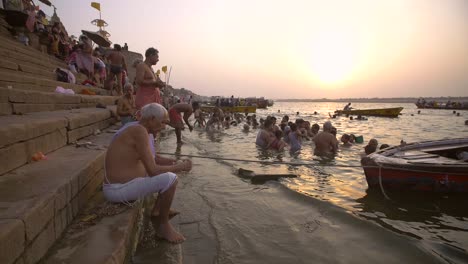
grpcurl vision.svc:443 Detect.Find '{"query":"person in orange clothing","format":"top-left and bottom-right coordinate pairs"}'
top-left (135, 47), bottom-right (165, 109)
top-left (168, 102), bottom-right (200, 144)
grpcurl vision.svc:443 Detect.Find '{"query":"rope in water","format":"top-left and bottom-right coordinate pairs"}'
top-left (158, 152), bottom-right (365, 167)
top-left (157, 152), bottom-right (465, 175)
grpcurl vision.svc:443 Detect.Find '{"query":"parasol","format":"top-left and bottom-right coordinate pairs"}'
top-left (38, 0), bottom-right (52, 6)
top-left (81, 30), bottom-right (111, 47)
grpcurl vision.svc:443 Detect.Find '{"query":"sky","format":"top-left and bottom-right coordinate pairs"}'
top-left (37, 0), bottom-right (468, 99)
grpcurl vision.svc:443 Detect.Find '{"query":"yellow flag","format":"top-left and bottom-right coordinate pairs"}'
top-left (161, 66), bottom-right (167, 73)
top-left (156, 69), bottom-right (160, 76)
top-left (91, 2), bottom-right (101, 11)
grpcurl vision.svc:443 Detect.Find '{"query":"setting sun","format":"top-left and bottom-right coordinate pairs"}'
top-left (307, 29), bottom-right (362, 85)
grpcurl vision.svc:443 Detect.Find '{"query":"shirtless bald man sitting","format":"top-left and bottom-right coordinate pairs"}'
top-left (104, 103), bottom-right (191, 243)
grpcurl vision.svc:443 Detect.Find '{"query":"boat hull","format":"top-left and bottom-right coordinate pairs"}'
top-left (361, 159), bottom-right (468, 192)
top-left (201, 105), bottom-right (256, 113)
top-left (361, 138), bottom-right (468, 192)
top-left (335, 107), bottom-right (403, 117)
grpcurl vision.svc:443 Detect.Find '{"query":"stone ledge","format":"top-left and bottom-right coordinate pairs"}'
top-left (0, 108), bottom-right (114, 147)
top-left (43, 192), bottom-right (144, 264)
top-left (0, 129), bottom-right (116, 264)
top-left (0, 113), bottom-right (67, 148)
top-left (0, 219), bottom-right (25, 264)
top-left (68, 118), bottom-right (116, 143)
top-left (0, 35), bottom-right (67, 69)
top-left (0, 102), bottom-right (11, 115)
top-left (0, 71), bottom-right (110, 96)
top-left (0, 128), bottom-right (67, 175)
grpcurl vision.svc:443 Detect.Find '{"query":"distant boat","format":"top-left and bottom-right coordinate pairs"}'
top-left (256, 98), bottom-right (269, 109)
top-left (415, 101), bottom-right (468, 110)
top-left (361, 138), bottom-right (468, 192)
top-left (335, 107), bottom-right (403, 117)
top-left (200, 105), bottom-right (256, 113)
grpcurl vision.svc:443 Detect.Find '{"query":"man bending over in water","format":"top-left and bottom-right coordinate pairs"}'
top-left (168, 101), bottom-right (200, 144)
top-left (104, 103), bottom-right (192, 243)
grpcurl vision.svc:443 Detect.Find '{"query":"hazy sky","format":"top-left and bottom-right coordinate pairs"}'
top-left (38, 0), bottom-right (468, 99)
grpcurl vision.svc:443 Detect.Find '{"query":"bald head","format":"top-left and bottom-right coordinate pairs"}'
top-left (140, 103), bottom-right (167, 121)
top-left (323, 121), bottom-right (332, 132)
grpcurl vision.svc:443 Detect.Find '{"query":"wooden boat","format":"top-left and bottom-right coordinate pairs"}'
top-left (335, 107), bottom-right (403, 117)
top-left (201, 105), bottom-right (256, 113)
top-left (415, 102), bottom-right (468, 110)
top-left (361, 138), bottom-right (468, 192)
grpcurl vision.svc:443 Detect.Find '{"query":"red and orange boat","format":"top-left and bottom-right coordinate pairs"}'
top-left (361, 138), bottom-right (468, 192)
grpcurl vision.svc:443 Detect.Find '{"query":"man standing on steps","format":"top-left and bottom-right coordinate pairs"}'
top-left (168, 102), bottom-right (200, 144)
top-left (106, 44), bottom-right (127, 95)
top-left (135, 47), bottom-right (166, 109)
top-left (104, 103), bottom-right (191, 243)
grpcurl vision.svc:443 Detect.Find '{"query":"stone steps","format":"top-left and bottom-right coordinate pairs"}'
top-left (0, 69), bottom-right (110, 95)
top-left (0, 34), bottom-right (68, 69)
top-left (0, 87), bottom-right (118, 115)
top-left (0, 47), bottom-right (59, 78)
top-left (43, 192), bottom-right (147, 264)
top-left (0, 107), bottom-right (117, 176)
top-left (0, 129), bottom-right (117, 264)
top-left (0, 24), bottom-right (145, 264)
top-left (0, 45), bottom-right (88, 84)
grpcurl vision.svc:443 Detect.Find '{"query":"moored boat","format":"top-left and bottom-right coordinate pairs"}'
top-left (335, 107), bottom-right (403, 117)
top-left (201, 105), bottom-right (257, 113)
top-left (415, 102), bottom-right (468, 110)
top-left (361, 138), bottom-right (468, 192)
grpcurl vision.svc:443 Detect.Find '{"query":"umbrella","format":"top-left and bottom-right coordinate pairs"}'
top-left (81, 30), bottom-right (111, 47)
top-left (38, 0), bottom-right (52, 6)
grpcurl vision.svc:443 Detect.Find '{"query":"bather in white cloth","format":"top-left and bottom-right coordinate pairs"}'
top-left (102, 121), bottom-right (177, 203)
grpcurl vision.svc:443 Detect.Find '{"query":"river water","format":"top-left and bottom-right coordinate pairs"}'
top-left (137, 102), bottom-right (468, 263)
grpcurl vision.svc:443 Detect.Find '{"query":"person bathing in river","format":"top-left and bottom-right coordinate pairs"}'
top-left (312, 121), bottom-right (339, 156)
top-left (193, 107), bottom-right (206, 128)
top-left (364, 138), bottom-right (379, 155)
top-left (256, 118), bottom-right (286, 151)
top-left (288, 123), bottom-right (302, 153)
top-left (168, 102), bottom-right (200, 144)
top-left (205, 107), bottom-right (224, 130)
top-left (104, 103), bottom-right (192, 243)
top-left (340, 133), bottom-right (353, 147)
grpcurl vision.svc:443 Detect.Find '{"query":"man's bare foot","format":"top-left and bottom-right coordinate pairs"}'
top-left (158, 222), bottom-right (185, 243)
top-left (151, 209), bottom-right (180, 219)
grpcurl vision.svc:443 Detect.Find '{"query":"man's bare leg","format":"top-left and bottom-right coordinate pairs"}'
top-left (107, 73), bottom-right (116, 95)
top-left (175, 128), bottom-right (182, 144)
top-left (151, 195), bottom-right (180, 219)
top-left (116, 72), bottom-right (123, 96)
top-left (153, 180), bottom-right (185, 243)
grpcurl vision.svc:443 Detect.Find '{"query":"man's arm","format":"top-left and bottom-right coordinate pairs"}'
top-left (155, 154), bottom-right (176, 165)
top-left (134, 127), bottom-right (191, 175)
top-left (330, 137), bottom-right (339, 153)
